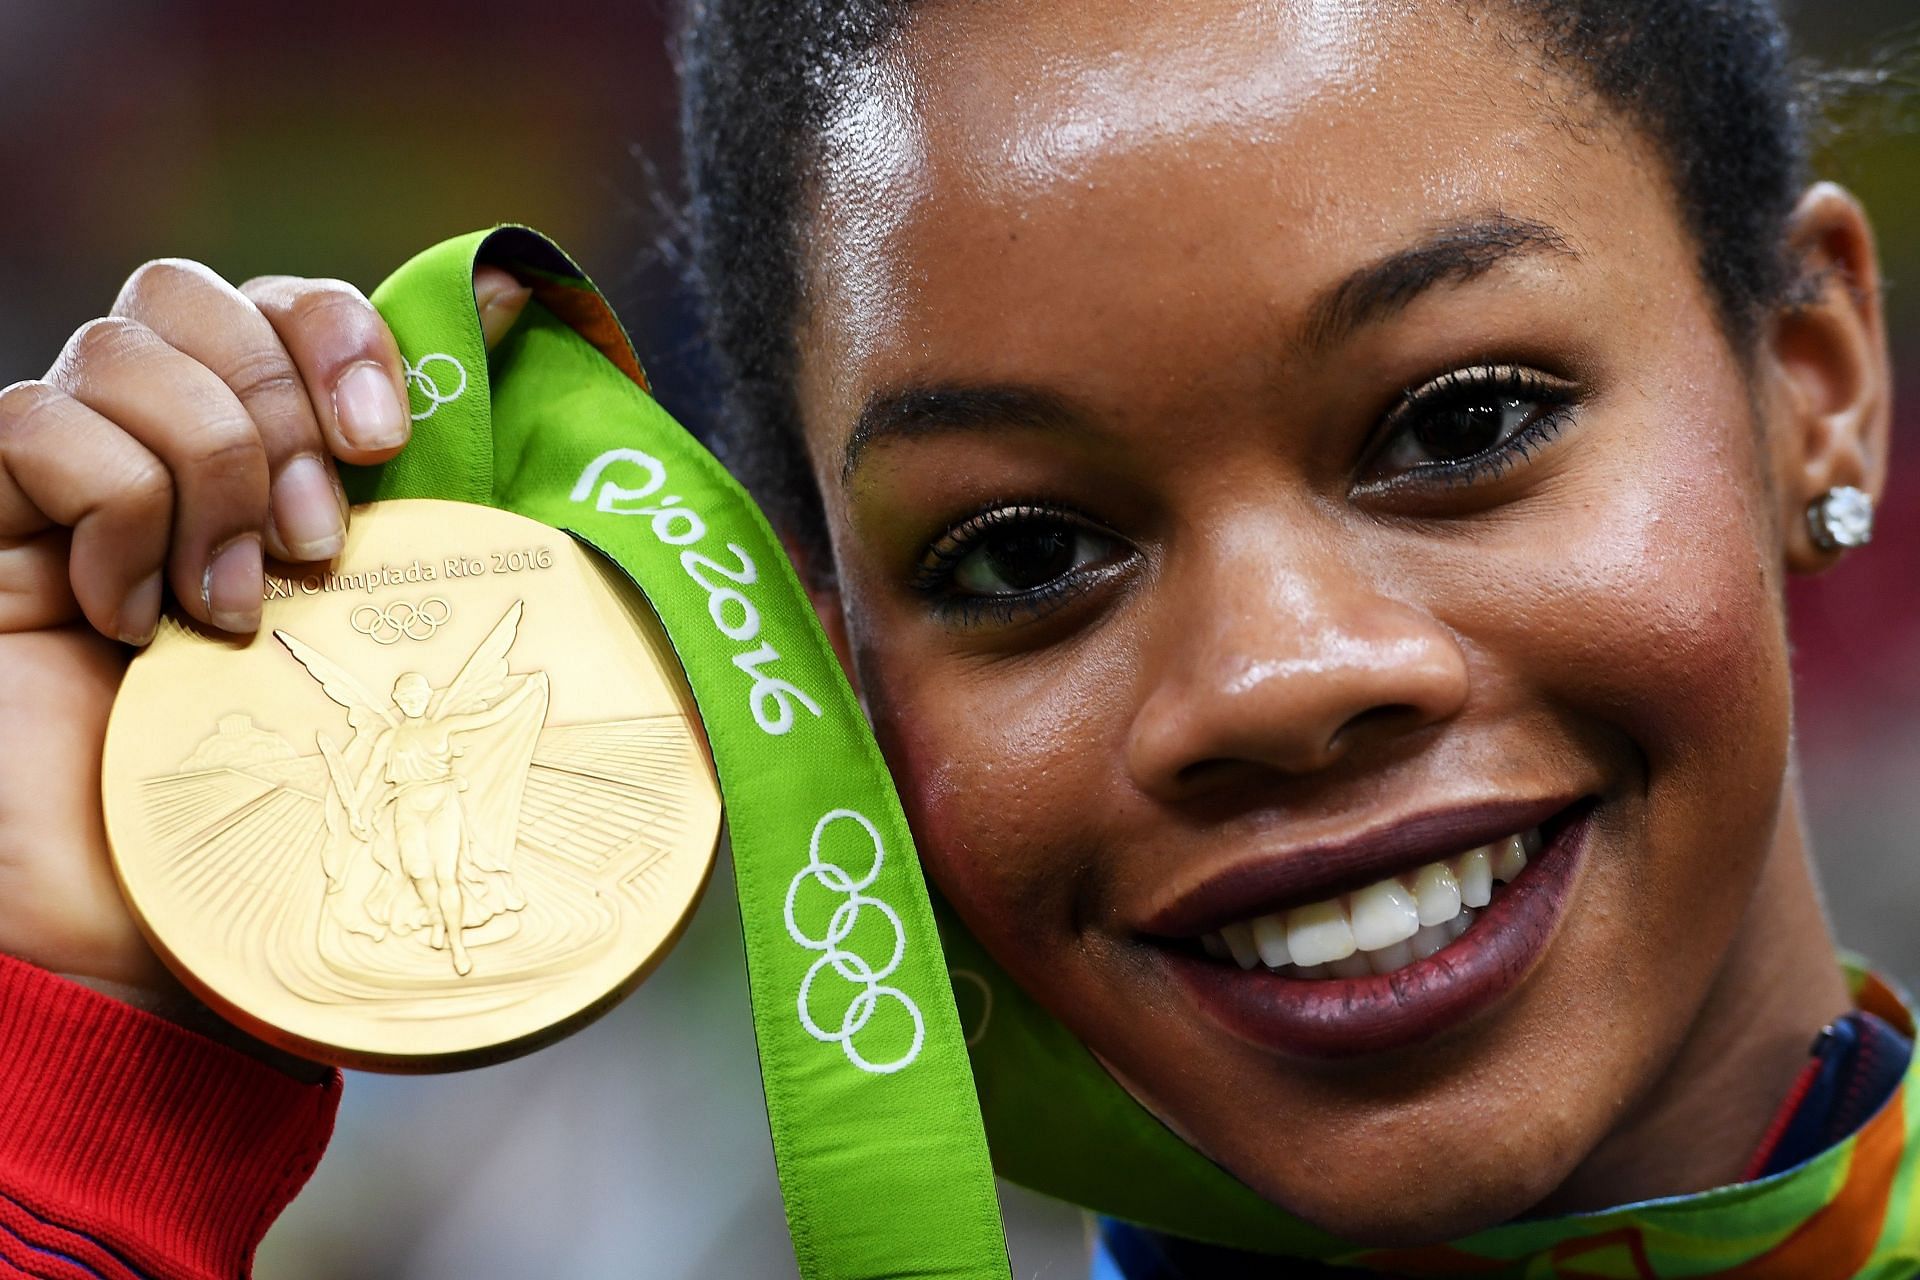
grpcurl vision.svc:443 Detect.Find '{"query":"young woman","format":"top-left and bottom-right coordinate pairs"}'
top-left (0, 0), bottom-right (1904, 1275)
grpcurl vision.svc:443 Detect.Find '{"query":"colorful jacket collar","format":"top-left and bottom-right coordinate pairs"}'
top-left (1339, 965), bottom-right (1920, 1278)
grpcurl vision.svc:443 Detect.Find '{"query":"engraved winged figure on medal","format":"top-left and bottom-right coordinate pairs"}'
top-left (132, 527), bottom-right (718, 1028)
top-left (277, 602), bottom-right (550, 977)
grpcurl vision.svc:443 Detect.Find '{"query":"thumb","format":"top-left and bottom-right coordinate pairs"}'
top-left (474, 265), bottom-right (533, 351)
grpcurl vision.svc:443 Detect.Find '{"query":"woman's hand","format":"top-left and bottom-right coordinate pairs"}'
top-left (0, 259), bottom-right (529, 994)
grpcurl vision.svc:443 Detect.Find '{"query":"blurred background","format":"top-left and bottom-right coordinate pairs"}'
top-left (0, 2), bottom-right (1912, 1276)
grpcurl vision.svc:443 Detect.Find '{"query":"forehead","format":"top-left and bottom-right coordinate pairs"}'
top-left (865, 0), bottom-right (1488, 190)
top-left (795, 0), bottom-right (1662, 444)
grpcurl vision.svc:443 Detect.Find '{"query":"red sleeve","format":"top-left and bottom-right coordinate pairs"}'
top-left (0, 953), bottom-right (340, 1280)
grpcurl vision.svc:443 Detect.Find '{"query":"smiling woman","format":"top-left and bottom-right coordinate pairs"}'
top-left (0, 0), bottom-right (1908, 1277)
top-left (674, 0), bottom-right (1903, 1272)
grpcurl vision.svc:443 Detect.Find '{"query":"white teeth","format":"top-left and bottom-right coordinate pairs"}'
top-left (1328, 953), bottom-right (1373, 979)
top-left (1412, 862), bottom-right (1462, 926)
top-left (1454, 846), bottom-right (1493, 908)
top-left (1220, 921), bottom-right (1261, 971)
top-left (1491, 834), bottom-right (1528, 884)
top-left (1285, 900), bottom-right (1357, 966)
top-left (1199, 829), bottom-right (1530, 979)
top-left (1349, 879), bottom-right (1420, 950)
top-left (1250, 914), bottom-right (1293, 968)
top-left (1367, 940), bottom-right (1415, 975)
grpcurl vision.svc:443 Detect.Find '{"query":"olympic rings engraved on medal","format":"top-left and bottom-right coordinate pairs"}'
top-left (403, 352), bottom-right (468, 421)
top-left (350, 597), bottom-right (451, 645)
top-left (785, 809), bottom-right (925, 1075)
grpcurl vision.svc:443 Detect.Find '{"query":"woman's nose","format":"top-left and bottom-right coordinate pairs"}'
top-left (1124, 548), bottom-right (1469, 800)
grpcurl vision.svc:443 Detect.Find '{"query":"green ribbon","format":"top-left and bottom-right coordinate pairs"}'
top-left (356, 228), bottom-right (1011, 1279)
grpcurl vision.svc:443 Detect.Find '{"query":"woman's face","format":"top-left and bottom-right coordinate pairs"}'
top-left (790, 0), bottom-right (1810, 1242)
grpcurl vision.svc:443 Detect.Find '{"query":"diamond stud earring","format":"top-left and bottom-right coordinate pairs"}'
top-left (1806, 485), bottom-right (1875, 552)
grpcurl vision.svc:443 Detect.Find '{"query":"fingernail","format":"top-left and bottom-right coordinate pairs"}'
top-left (205, 535), bottom-right (263, 632)
top-left (478, 283), bottom-right (532, 350)
top-left (333, 362), bottom-right (407, 450)
top-left (117, 571), bottom-right (163, 646)
top-left (271, 455), bottom-right (346, 561)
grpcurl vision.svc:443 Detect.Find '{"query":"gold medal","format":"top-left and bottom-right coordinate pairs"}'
top-left (101, 499), bottom-right (722, 1071)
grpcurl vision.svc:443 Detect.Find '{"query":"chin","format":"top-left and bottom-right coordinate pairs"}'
top-left (1235, 1142), bottom-right (1572, 1248)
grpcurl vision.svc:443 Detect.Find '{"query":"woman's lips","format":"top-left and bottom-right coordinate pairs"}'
top-left (1163, 806), bottom-right (1594, 1059)
top-left (1140, 793), bottom-right (1584, 938)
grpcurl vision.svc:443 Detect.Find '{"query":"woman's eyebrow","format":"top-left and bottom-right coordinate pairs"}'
top-left (1301, 212), bottom-right (1579, 353)
top-left (842, 384), bottom-right (1086, 483)
top-left (841, 212), bottom-right (1577, 484)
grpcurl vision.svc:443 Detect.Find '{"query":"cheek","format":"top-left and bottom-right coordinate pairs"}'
top-left (1469, 399), bottom-right (1790, 904)
top-left (856, 638), bottom-right (1134, 951)
top-left (1540, 486), bottom-right (1773, 726)
top-left (1555, 464), bottom-right (1782, 787)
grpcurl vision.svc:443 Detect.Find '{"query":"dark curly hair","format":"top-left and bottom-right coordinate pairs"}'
top-left (676, 1), bottom-right (1811, 573)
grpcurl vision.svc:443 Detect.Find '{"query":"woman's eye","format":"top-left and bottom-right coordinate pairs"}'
top-left (1369, 366), bottom-right (1577, 482)
top-left (952, 523), bottom-right (1111, 596)
top-left (912, 505), bottom-right (1126, 623)
top-left (1408, 396), bottom-right (1533, 462)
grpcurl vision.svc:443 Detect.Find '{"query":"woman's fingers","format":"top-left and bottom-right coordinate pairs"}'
top-left (8, 262), bottom-right (529, 648)
top-left (44, 318), bottom-right (268, 634)
top-left (112, 259), bottom-right (346, 563)
top-left (475, 266), bottom-right (533, 350)
top-left (0, 380), bottom-right (172, 640)
top-left (241, 275), bottom-right (412, 466)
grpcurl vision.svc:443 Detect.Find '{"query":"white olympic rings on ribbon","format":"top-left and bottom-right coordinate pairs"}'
top-left (351, 597), bottom-right (451, 645)
top-left (785, 808), bottom-right (925, 1075)
top-left (403, 352), bottom-right (468, 421)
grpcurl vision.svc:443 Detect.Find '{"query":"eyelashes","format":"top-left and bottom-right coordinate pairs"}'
top-left (909, 503), bottom-right (1126, 627)
top-left (1362, 364), bottom-right (1580, 487)
top-left (910, 363), bottom-right (1584, 626)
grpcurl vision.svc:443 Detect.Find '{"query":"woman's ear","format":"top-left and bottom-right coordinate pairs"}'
top-left (1763, 183), bottom-right (1893, 573)
top-left (779, 530), bottom-right (862, 696)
